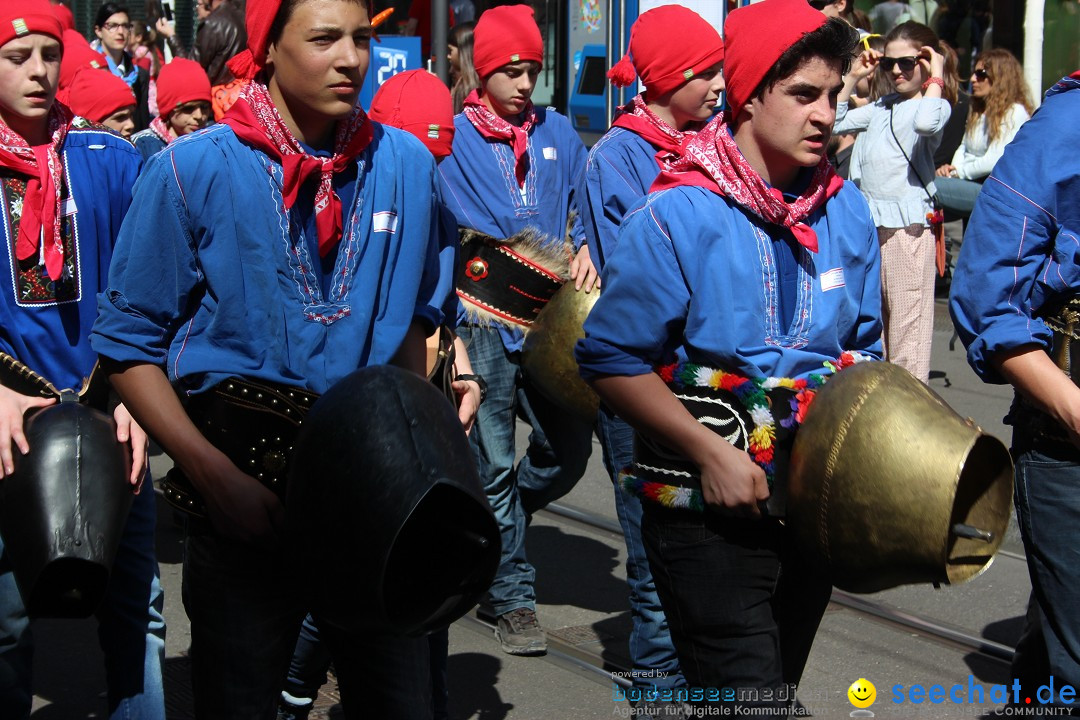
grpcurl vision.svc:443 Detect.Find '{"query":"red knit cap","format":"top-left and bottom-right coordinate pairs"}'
top-left (724, 0), bottom-right (827, 120)
top-left (65, 65), bottom-right (136, 122)
top-left (472, 5), bottom-right (543, 79)
top-left (608, 5), bottom-right (724, 97)
top-left (50, 3), bottom-right (75, 32)
top-left (227, 0), bottom-right (373, 80)
top-left (157, 58), bottom-right (212, 118)
top-left (0, 0), bottom-right (63, 48)
top-left (58, 29), bottom-right (108, 92)
top-left (369, 69), bottom-right (455, 158)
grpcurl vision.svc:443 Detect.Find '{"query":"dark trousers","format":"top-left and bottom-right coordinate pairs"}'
top-left (182, 529), bottom-right (432, 719)
top-left (285, 612), bottom-right (450, 720)
top-left (641, 504), bottom-right (832, 710)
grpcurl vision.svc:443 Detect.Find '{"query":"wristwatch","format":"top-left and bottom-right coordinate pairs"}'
top-left (455, 374), bottom-right (487, 405)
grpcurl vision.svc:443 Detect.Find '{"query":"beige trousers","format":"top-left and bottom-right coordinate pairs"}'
top-left (878, 225), bottom-right (936, 384)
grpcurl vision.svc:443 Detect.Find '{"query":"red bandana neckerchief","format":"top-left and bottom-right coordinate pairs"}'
top-left (462, 89), bottom-right (536, 187)
top-left (0, 102), bottom-right (75, 281)
top-left (651, 114), bottom-right (844, 253)
top-left (221, 81), bottom-right (373, 257)
top-left (612, 94), bottom-right (702, 172)
top-left (149, 116), bottom-right (174, 145)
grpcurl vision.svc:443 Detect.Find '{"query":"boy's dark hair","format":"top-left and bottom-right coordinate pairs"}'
top-left (749, 18), bottom-right (858, 105)
top-left (94, 2), bottom-right (131, 28)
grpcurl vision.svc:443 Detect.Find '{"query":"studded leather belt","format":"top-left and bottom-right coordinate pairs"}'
top-left (161, 377), bottom-right (318, 518)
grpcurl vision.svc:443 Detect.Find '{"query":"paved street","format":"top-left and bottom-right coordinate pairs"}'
top-left (26, 297), bottom-right (1030, 719)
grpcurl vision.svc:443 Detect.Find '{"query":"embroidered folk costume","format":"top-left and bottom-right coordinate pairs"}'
top-left (577, 0), bottom-right (881, 708)
top-left (575, 2), bottom-right (725, 694)
top-left (91, 0), bottom-right (449, 714)
top-left (0, 4), bottom-right (166, 717)
top-left (436, 4), bottom-right (592, 656)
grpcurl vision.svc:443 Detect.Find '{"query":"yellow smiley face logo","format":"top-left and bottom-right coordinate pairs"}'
top-left (848, 678), bottom-right (876, 708)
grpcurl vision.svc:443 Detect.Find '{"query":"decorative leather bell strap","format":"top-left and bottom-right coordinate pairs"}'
top-left (0, 352), bottom-right (59, 399)
top-left (0, 353), bottom-right (110, 409)
top-left (455, 227), bottom-right (570, 330)
top-left (624, 380), bottom-right (798, 516)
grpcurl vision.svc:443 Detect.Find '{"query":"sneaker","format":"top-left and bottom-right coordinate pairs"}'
top-left (277, 692), bottom-right (314, 720)
top-left (495, 608), bottom-right (547, 656)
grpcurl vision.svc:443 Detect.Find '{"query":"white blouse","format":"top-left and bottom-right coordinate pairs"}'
top-left (951, 103), bottom-right (1030, 180)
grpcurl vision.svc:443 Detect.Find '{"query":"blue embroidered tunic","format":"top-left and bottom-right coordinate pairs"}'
top-left (577, 126), bottom-right (659, 272)
top-left (575, 182), bottom-right (884, 381)
top-left (437, 107), bottom-right (588, 352)
top-left (90, 122), bottom-right (449, 395)
top-left (949, 78), bottom-right (1080, 386)
top-left (0, 123), bottom-right (141, 390)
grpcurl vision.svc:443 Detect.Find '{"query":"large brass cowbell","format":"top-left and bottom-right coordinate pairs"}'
top-left (788, 362), bottom-right (1013, 593)
top-left (520, 282), bottom-right (601, 423)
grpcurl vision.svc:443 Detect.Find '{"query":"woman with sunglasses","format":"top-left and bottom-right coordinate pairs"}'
top-left (833, 20), bottom-right (958, 385)
top-left (91, 2), bottom-right (150, 131)
top-left (934, 48), bottom-right (1032, 216)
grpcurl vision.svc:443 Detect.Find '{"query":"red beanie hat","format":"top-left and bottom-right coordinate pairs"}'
top-left (472, 5), bottom-right (543, 79)
top-left (228, 0), bottom-right (372, 80)
top-left (65, 65), bottom-right (136, 122)
top-left (369, 70), bottom-right (455, 158)
top-left (157, 58), bottom-right (212, 118)
top-left (50, 3), bottom-right (75, 32)
top-left (723, 0), bottom-right (827, 120)
top-left (0, 0), bottom-right (63, 48)
top-left (608, 5), bottom-right (724, 97)
top-left (58, 29), bottom-right (108, 92)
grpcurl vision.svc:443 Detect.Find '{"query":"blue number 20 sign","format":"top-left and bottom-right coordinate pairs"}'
top-left (359, 36), bottom-right (422, 110)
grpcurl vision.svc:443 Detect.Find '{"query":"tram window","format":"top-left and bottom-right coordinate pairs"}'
top-left (577, 56), bottom-right (607, 96)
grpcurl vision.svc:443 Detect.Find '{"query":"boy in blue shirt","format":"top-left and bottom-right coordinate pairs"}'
top-left (0, 4), bottom-right (163, 717)
top-left (950, 71), bottom-right (1080, 695)
top-left (578, 0), bottom-right (880, 710)
top-left (91, 0), bottom-right (449, 715)
top-left (578, 3), bottom-right (725, 702)
top-left (437, 4), bottom-right (596, 656)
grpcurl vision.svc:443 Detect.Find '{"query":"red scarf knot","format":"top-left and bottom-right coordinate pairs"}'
top-left (462, 89), bottom-right (536, 188)
top-left (612, 94), bottom-right (703, 172)
top-left (0, 102), bottom-right (74, 282)
top-left (651, 114), bottom-right (844, 254)
top-left (221, 81), bottom-right (373, 258)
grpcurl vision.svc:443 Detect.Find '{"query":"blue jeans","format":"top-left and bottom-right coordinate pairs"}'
top-left (456, 326), bottom-right (593, 615)
top-left (596, 405), bottom-right (683, 690)
top-left (935, 176), bottom-right (983, 217)
top-left (0, 482), bottom-right (166, 719)
top-left (285, 613), bottom-right (450, 720)
top-left (183, 526), bottom-right (432, 719)
top-left (1013, 437), bottom-right (1080, 690)
top-left (641, 505), bottom-right (831, 709)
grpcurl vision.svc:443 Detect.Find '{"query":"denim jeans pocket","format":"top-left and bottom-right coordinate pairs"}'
top-left (1014, 450), bottom-right (1080, 553)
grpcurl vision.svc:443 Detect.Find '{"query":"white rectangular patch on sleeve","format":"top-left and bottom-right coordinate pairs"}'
top-left (372, 211), bottom-right (398, 234)
top-left (60, 196), bottom-right (78, 217)
top-left (543, 147), bottom-right (557, 161)
top-left (820, 267), bottom-right (845, 292)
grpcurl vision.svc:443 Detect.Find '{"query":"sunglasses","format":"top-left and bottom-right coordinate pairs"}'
top-left (860, 33), bottom-right (882, 52)
top-left (880, 56), bottom-right (920, 73)
top-left (807, 0), bottom-right (830, 8)
top-left (972, 68), bottom-right (990, 81)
